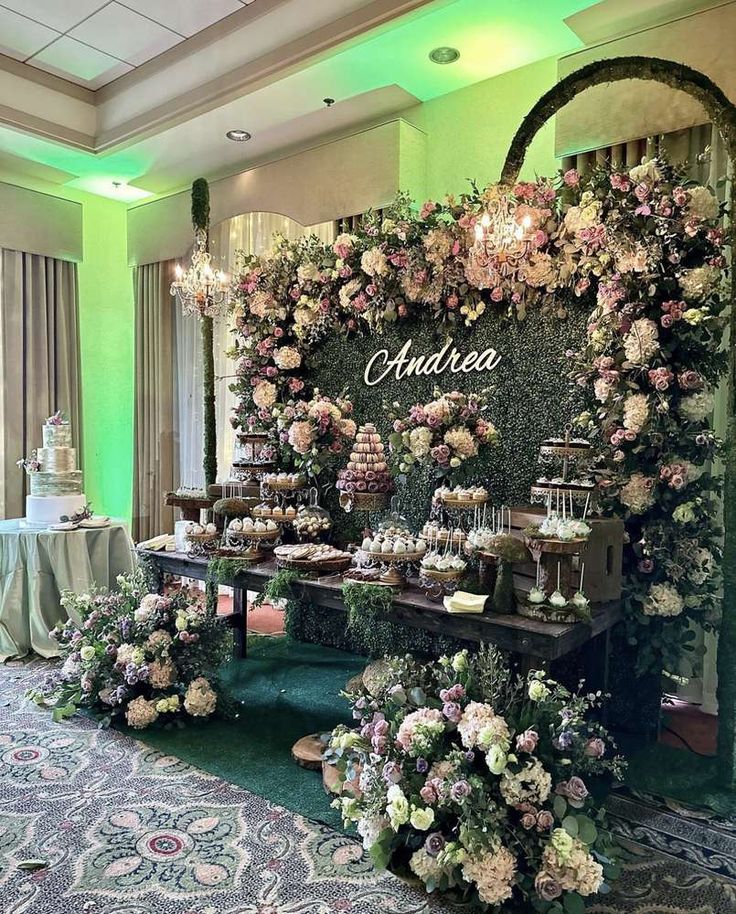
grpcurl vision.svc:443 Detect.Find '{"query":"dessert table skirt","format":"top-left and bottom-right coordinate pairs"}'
top-left (0, 520), bottom-right (135, 661)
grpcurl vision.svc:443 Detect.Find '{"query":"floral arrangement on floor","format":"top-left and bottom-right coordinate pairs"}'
top-left (227, 158), bottom-right (727, 673)
top-left (385, 389), bottom-right (499, 482)
top-left (30, 569), bottom-right (232, 728)
top-left (271, 390), bottom-right (356, 479)
top-left (568, 159), bottom-right (727, 673)
top-left (327, 648), bottom-right (623, 912)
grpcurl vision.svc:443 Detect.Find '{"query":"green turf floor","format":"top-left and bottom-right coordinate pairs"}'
top-left (127, 635), bottom-right (736, 827)
top-left (127, 635), bottom-right (365, 828)
top-left (618, 733), bottom-right (734, 816)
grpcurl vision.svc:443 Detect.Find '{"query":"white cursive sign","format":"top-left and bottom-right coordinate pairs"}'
top-left (364, 337), bottom-right (502, 387)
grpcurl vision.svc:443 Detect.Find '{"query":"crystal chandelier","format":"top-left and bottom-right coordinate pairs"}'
top-left (471, 194), bottom-right (534, 287)
top-left (170, 228), bottom-right (230, 318)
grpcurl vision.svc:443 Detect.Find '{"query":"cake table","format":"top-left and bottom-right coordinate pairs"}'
top-left (0, 520), bottom-right (135, 660)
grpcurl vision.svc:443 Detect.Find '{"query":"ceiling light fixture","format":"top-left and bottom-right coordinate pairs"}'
top-left (226, 129), bottom-right (252, 142)
top-left (429, 46), bottom-right (460, 65)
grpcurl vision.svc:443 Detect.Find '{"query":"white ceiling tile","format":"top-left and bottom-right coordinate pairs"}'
top-left (0, 1), bottom-right (108, 33)
top-left (0, 7), bottom-right (59, 60)
top-left (30, 35), bottom-right (133, 87)
top-left (69, 2), bottom-right (181, 66)
top-left (119, 0), bottom-right (243, 38)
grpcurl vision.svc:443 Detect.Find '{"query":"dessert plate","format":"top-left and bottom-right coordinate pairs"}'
top-left (79, 516), bottom-right (111, 528)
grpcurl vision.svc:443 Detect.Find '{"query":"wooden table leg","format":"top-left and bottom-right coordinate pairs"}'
top-left (232, 587), bottom-right (247, 659)
top-left (521, 654), bottom-right (547, 677)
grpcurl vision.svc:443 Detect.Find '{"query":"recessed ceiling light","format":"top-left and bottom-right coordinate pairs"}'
top-left (429, 46), bottom-right (460, 65)
top-left (226, 129), bottom-right (252, 142)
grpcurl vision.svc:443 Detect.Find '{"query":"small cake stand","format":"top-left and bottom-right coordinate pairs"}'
top-left (419, 567), bottom-right (464, 598)
top-left (225, 527), bottom-right (280, 563)
top-left (364, 550), bottom-right (425, 589)
top-left (185, 532), bottom-right (220, 556)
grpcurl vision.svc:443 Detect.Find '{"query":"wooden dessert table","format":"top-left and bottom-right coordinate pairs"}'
top-left (137, 549), bottom-right (621, 677)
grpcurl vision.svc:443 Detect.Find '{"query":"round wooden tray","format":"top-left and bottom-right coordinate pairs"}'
top-left (523, 536), bottom-right (587, 555)
top-left (421, 567), bottom-right (465, 582)
top-left (440, 494), bottom-right (489, 508)
top-left (339, 491), bottom-right (389, 512)
top-left (229, 528), bottom-right (280, 542)
top-left (185, 532), bottom-right (219, 544)
top-left (262, 478), bottom-right (306, 491)
top-left (422, 528), bottom-right (466, 544)
top-left (366, 550), bottom-right (426, 563)
top-left (518, 602), bottom-right (584, 624)
top-left (276, 555), bottom-right (352, 574)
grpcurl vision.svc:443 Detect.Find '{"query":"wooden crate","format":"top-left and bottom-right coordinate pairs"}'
top-left (507, 506), bottom-right (623, 604)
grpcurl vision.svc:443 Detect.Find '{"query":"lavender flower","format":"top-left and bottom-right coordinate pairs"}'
top-left (424, 832), bottom-right (446, 857)
top-left (450, 779), bottom-right (471, 802)
top-left (416, 757), bottom-right (429, 774)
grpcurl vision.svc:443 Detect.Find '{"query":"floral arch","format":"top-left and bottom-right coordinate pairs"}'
top-left (220, 57), bottom-right (736, 783)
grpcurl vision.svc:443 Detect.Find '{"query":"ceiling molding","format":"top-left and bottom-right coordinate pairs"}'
top-left (0, 103), bottom-right (95, 150)
top-left (0, 51), bottom-right (95, 103)
top-left (95, 0), bottom-right (291, 101)
top-left (93, 0), bottom-right (440, 152)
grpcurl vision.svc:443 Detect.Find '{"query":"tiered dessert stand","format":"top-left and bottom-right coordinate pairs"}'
top-left (522, 429), bottom-right (595, 622)
top-left (337, 423), bottom-right (394, 515)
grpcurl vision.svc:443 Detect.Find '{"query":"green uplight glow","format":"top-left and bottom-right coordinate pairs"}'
top-left (0, 123), bottom-right (153, 201)
top-left (295, 0), bottom-right (599, 104)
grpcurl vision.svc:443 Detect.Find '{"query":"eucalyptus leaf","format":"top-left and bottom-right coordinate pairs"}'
top-left (562, 815), bottom-right (579, 837)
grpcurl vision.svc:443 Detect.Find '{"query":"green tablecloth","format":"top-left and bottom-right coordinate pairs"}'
top-left (0, 520), bottom-right (135, 660)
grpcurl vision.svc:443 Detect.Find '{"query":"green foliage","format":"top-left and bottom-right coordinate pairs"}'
top-left (253, 569), bottom-right (301, 607)
top-left (201, 315), bottom-right (217, 487)
top-left (206, 557), bottom-right (253, 585)
top-left (190, 177), bottom-right (210, 231)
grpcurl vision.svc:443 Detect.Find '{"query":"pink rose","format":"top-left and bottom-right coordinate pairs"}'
top-left (563, 168), bottom-right (580, 186)
top-left (536, 810), bottom-right (554, 831)
top-left (520, 812), bottom-right (536, 830)
top-left (515, 729), bottom-right (539, 754)
top-left (584, 737), bottom-right (606, 758)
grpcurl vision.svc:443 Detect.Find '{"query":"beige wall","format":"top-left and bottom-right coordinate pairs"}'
top-left (557, 3), bottom-right (736, 155)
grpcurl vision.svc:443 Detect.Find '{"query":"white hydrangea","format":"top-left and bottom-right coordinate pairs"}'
top-left (360, 247), bottom-right (389, 277)
top-left (679, 265), bottom-right (721, 301)
top-left (623, 319), bottom-right (659, 366)
top-left (623, 393), bottom-right (649, 433)
top-left (686, 186), bottom-right (719, 222)
top-left (629, 159), bottom-right (662, 184)
top-left (679, 389), bottom-right (714, 423)
top-left (644, 582), bottom-right (684, 617)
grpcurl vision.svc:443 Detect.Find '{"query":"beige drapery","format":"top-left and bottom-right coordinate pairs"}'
top-left (133, 260), bottom-right (177, 542)
top-left (0, 250), bottom-right (81, 520)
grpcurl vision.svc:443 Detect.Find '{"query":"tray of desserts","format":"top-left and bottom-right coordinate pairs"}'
top-left (227, 517), bottom-right (280, 540)
top-left (274, 543), bottom-right (353, 573)
top-left (360, 530), bottom-right (427, 563)
top-left (422, 521), bottom-right (467, 545)
top-left (261, 472), bottom-right (306, 491)
top-left (251, 503), bottom-right (298, 522)
top-left (434, 484), bottom-right (489, 508)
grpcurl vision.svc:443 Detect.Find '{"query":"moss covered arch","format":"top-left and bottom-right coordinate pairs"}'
top-left (499, 55), bottom-right (736, 787)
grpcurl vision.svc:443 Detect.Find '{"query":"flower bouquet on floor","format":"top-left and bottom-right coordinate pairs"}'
top-left (29, 569), bottom-right (232, 729)
top-left (271, 389), bottom-right (357, 481)
top-left (387, 388), bottom-right (499, 483)
top-left (326, 648), bottom-right (624, 912)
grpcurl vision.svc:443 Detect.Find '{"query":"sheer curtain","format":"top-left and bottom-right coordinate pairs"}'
top-left (133, 260), bottom-right (177, 541)
top-left (175, 213), bottom-right (334, 490)
top-left (0, 250), bottom-right (81, 520)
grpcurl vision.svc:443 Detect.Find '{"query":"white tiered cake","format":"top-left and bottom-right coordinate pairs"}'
top-left (23, 413), bottom-right (86, 525)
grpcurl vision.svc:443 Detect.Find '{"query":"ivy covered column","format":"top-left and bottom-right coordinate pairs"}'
top-left (190, 178), bottom-right (218, 489)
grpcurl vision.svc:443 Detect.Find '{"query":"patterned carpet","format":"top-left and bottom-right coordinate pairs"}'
top-left (1, 661), bottom-right (735, 914)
